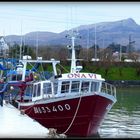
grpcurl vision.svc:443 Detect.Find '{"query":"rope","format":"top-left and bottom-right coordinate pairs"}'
top-left (58, 63), bottom-right (69, 73)
top-left (40, 63), bottom-right (46, 80)
top-left (63, 94), bottom-right (82, 134)
top-left (20, 99), bottom-right (39, 115)
top-left (21, 92), bottom-right (82, 134)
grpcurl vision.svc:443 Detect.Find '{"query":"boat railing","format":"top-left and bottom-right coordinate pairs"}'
top-left (101, 82), bottom-right (116, 98)
top-left (61, 86), bottom-right (90, 94)
top-left (55, 81), bottom-right (99, 96)
top-left (42, 81), bottom-right (116, 98)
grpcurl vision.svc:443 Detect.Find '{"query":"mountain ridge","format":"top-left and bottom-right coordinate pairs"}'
top-left (4, 18), bottom-right (140, 50)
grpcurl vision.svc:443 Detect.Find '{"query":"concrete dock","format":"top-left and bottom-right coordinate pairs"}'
top-left (0, 100), bottom-right (49, 138)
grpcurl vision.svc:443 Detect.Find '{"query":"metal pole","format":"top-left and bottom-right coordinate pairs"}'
top-left (20, 20), bottom-right (22, 60)
top-left (120, 45), bottom-right (122, 61)
top-left (36, 32), bottom-right (38, 58)
top-left (94, 23), bottom-right (97, 59)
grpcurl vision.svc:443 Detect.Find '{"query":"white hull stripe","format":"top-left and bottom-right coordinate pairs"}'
top-left (20, 92), bottom-right (116, 107)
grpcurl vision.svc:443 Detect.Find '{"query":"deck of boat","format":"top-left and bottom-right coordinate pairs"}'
top-left (0, 100), bottom-right (49, 138)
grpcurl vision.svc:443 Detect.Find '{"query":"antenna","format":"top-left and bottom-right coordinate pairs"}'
top-left (66, 31), bottom-right (82, 73)
top-left (128, 34), bottom-right (135, 53)
top-left (86, 28), bottom-right (89, 61)
top-left (94, 23), bottom-right (97, 59)
top-left (91, 23), bottom-right (99, 62)
top-left (119, 45), bottom-right (122, 61)
top-left (36, 32), bottom-right (39, 58)
top-left (20, 20), bottom-right (22, 60)
top-left (70, 6), bottom-right (73, 34)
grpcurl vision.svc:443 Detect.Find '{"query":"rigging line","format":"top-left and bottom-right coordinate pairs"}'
top-left (75, 5), bottom-right (79, 34)
top-left (65, 5), bottom-right (68, 33)
top-left (94, 23), bottom-right (97, 59)
top-left (28, 62), bottom-right (36, 69)
top-left (87, 28), bottom-right (90, 61)
top-left (40, 63), bottom-right (46, 80)
top-left (20, 20), bottom-right (23, 60)
top-left (36, 31), bottom-right (38, 58)
top-left (71, 6), bottom-right (73, 34)
top-left (58, 63), bottom-right (69, 73)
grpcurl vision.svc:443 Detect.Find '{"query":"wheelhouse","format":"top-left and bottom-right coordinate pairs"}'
top-left (29, 78), bottom-right (102, 101)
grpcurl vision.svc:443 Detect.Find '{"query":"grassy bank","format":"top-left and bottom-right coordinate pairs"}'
top-left (91, 67), bottom-right (140, 80)
top-left (58, 61), bottom-right (140, 80)
top-left (36, 61), bottom-right (140, 80)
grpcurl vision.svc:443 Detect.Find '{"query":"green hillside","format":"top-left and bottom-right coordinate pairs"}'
top-left (58, 61), bottom-right (140, 80)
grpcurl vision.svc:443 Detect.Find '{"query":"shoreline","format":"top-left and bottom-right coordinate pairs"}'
top-left (106, 80), bottom-right (140, 87)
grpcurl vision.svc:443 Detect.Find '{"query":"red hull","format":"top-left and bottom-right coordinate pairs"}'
top-left (20, 94), bottom-right (114, 137)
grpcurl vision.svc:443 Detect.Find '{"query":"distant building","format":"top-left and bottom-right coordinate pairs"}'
top-left (0, 36), bottom-right (9, 58)
top-left (124, 59), bottom-right (134, 62)
top-left (91, 58), bottom-right (100, 61)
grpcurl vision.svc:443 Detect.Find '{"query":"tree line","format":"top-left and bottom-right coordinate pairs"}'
top-left (8, 41), bottom-right (139, 62)
top-left (6, 41), bottom-right (140, 79)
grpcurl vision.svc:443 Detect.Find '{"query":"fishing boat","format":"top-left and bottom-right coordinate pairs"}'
top-left (5, 32), bottom-right (117, 137)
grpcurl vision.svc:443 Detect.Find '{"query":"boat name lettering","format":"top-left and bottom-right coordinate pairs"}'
top-left (33, 104), bottom-right (71, 114)
top-left (67, 73), bottom-right (96, 79)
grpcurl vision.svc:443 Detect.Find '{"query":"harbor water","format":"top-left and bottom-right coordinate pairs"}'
top-left (99, 86), bottom-right (140, 138)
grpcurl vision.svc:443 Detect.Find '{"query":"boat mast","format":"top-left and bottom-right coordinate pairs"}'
top-left (20, 20), bottom-right (22, 60)
top-left (94, 23), bottom-right (97, 59)
top-left (71, 33), bottom-right (76, 73)
top-left (66, 31), bottom-right (77, 73)
top-left (66, 31), bottom-right (82, 73)
top-left (36, 32), bottom-right (38, 59)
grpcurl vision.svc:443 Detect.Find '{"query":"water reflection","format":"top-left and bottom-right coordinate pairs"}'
top-left (99, 87), bottom-right (140, 138)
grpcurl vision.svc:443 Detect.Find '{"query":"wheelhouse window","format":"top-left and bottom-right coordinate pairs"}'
top-left (33, 85), bottom-right (37, 97)
top-left (33, 84), bottom-right (41, 97)
top-left (17, 74), bottom-right (22, 81)
top-left (91, 82), bottom-right (99, 92)
top-left (71, 81), bottom-right (80, 93)
top-left (37, 83), bottom-right (41, 96)
top-left (11, 74), bottom-right (22, 81)
top-left (81, 81), bottom-right (90, 92)
top-left (25, 85), bottom-right (33, 97)
top-left (54, 82), bottom-right (58, 94)
top-left (61, 81), bottom-right (70, 93)
top-left (43, 83), bottom-right (52, 95)
top-left (11, 75), bottom-right (16, 81)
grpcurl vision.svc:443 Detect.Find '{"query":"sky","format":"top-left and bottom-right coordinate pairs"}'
top-left (1, 2), bottom-right (140, 36)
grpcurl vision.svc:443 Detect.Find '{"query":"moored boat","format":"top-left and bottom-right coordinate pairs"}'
top-left (6, 32), bottom-right (117, 137)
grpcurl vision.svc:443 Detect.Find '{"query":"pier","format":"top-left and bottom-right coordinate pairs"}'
top-left (0, 100), bottom-right (49, 138)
